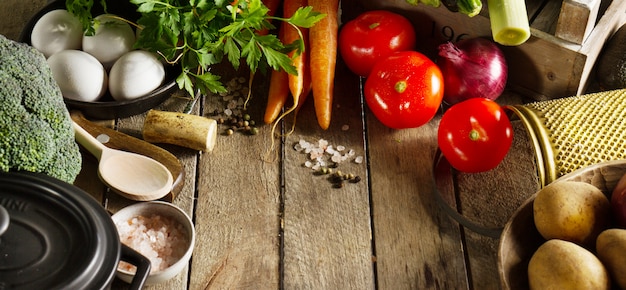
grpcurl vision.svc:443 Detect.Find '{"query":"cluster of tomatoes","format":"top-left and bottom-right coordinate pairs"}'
top-left (339, 10), bottom-right (513, 173)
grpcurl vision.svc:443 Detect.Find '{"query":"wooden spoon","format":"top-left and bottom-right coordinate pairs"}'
top-left (73, 121), bottom-right (174, 201)
top-left (70, 111), bottom-right (184, 201)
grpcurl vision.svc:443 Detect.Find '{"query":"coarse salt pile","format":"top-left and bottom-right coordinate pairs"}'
top-left (294, 138), bottom-right (364, 170)
top-left (116, 214), bottom-right (188, 274)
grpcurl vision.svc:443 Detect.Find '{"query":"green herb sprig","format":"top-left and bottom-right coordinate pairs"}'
top-left (66, 0), bottom-right (324, 98)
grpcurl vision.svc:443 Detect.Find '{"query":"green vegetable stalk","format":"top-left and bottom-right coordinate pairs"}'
top-left (405, 0), bottom-right (483, 17)
top-left (457, 0), bottom-right (482, 17)
top-left (66, 0), bottom-right (325, 98)
top-left (487, 0), bottom-right (530, 46)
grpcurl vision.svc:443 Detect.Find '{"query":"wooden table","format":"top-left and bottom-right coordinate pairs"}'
top-left (2, 1), bottom-right (545, 289)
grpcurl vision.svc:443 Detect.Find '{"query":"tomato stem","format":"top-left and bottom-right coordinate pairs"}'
top-left (395, 80), bottom-right (407, 93)
top-left (469, 129), bottom-right (480, 141)
top-left (368, 22), bottom-right (380, 29)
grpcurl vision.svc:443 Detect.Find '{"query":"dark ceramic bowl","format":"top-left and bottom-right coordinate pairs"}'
top-left (20, 0), bottom-right (181, 119)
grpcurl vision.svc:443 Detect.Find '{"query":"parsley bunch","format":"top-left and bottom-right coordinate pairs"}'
top-left (66, 0), bottom-right (324, 97)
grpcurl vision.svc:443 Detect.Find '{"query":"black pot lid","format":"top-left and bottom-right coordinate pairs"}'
top-left (0, 171), bottom-right (120, 290)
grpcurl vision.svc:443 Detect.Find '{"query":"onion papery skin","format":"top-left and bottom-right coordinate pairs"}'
top-left (437, 37), bottom-right (508, 105)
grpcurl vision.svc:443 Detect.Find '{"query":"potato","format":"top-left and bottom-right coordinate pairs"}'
top-left (528, 239), bottom-right (611, 290)
top-left (596, 228), bottom-right (626, 289)
top-left (533, 181), bottom-right (610, 247)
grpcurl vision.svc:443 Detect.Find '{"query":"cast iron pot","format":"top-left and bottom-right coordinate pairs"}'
top-left (0, 171), bottom-right (151, 289)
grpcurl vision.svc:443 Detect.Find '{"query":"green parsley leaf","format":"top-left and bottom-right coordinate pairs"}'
top-left (65, 0), bottom-right (324, 99)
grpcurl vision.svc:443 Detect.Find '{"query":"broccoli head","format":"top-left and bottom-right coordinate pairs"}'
top-left (0, 34), bottom-right (82, 183)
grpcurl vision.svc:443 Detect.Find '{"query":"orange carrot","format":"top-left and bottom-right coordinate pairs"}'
top-left (263, 68), bottom-right (290, 124)
top-left (308, 0), bottom-right (339, 130)
top-left (282, 0), bottom-right (310, 101)
top-left (263, 21), bottom-right (291, 124)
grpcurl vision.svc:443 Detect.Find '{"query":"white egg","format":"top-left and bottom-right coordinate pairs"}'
top-left (47, 50), bottom-right (108, 102)
top-left (109, 50), bottom-right (165, 101)
top-left (30, 9), bottom-right (83, 58)
top-left (83, 14), bottom-right (136, 69)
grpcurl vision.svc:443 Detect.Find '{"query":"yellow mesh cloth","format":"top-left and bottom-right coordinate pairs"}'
top-left (507, 89), bottom-right (626, 187)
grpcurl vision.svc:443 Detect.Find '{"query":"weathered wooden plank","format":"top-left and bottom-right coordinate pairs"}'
top-left (366, 111), bottom-right (469, 289)
top-left (188, 65), bottom-right (282, 290)
top-left (0, 0), bottom-right (46, 40)
top-left (529, 0), bottom-right (563, 35)
top-left (555, 0), bottom-right (602, 44)
top-left (281, 61), bottom-right (375, 289)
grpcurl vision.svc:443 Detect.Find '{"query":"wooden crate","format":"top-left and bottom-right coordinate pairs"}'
top-left (342, 0), bottom-right (626, 101)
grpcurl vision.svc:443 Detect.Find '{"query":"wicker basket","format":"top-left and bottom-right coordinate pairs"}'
top-left (498, 159), bottom-right (626, 290)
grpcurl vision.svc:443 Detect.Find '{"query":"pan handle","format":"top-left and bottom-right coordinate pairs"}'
top-left (120, 244), bottom-right (151, 290)
top-left (0, 205), bottom-right (8, 236)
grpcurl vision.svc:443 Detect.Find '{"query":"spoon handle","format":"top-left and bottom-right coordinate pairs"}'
top-left (73, 120), bottom-right (106, 160)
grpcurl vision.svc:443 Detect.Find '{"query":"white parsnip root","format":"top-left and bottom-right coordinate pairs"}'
top-left (143, 110), bottom-right (217, 152)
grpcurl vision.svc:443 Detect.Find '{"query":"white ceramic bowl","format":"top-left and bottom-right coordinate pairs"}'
top-left (111, 201), bottom-right (195, 285)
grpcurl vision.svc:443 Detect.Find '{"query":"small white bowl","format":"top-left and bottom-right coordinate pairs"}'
top-left (111, 201), bottom-right (195, 285)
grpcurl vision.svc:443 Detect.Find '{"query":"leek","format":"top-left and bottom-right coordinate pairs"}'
top-left (457, 0), bottom-right (483, 17)
top-left (487, 0), bottom-right (531, 46)
top-left (405, 0), bottom-right (483, 17)
top-left (421, 0), bottom-right (441, 8)
top-left (405, 0), bottom-right (440, 6)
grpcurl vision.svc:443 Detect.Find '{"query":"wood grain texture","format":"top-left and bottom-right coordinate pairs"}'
top-left (188, 66), bottom-right (282, 290)
top-left (0, 0), bottom-right (46, 40)
top-left (0, 1), bottom-right (559, 289)
top-left (555, 0), bottom-right (602, 44)
top-left (367, 116), bottom-right (470, 289)
top-left (282, 62), bottom-right (374, 289)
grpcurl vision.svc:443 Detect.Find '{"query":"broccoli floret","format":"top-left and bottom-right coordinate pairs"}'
top-left (0, 34), bottom-right (82, 183)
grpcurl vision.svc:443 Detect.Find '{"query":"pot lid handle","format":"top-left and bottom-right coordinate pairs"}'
top-left (0, 205), bottom-right (8, 237)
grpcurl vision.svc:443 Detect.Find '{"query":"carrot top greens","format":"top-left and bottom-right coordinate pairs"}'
top-left (65, 0), bottom-right (325, 97)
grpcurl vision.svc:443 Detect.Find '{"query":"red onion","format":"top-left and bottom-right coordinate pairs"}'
top-left (437, 37), bottom-right (507, 105)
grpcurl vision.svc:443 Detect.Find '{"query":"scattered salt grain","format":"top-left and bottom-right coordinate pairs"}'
top-left (116, 214), bottom-right (188, 274)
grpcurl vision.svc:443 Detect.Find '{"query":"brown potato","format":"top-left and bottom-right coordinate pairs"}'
top-left (533, 181), bottom-right (610, 247)
top-left (596, 228), bottom-right (626, 289)
top-left (528, 239), bottom-right (610, 290)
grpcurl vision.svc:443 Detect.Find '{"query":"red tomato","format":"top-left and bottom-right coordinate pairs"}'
top-left (364, 51), bottom-right (444, 129)
top-left (437, 98), bottom-right (513, 173)
top-left (339, 10), bottom-right (416, 77)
